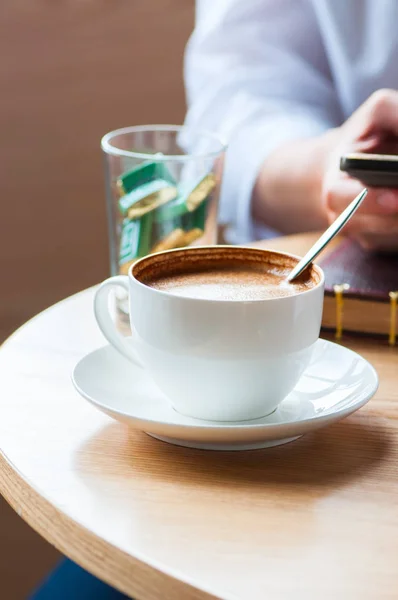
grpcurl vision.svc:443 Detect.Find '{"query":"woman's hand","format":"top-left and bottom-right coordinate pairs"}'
top-left (322, 89), bottom-right (398, 251)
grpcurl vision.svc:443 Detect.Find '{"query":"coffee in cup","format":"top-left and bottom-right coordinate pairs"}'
top-left (139, 250), bottom-right (315, 301)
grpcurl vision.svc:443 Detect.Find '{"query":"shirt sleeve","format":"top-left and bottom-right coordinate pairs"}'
top-left (184, 0), bottom-right (342, 243)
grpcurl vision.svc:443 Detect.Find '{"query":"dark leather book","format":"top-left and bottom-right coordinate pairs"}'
top-left (319, 238), bottom-right (398, 338)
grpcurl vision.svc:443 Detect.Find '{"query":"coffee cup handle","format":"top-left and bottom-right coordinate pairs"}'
top-left (94, 276), bottom-right (144, 367)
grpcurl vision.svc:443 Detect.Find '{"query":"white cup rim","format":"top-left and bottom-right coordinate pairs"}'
top-left (127, 245), bottom-right (325, 304)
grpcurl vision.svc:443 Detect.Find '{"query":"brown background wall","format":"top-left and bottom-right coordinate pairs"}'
top-left (0, 1), bottom-right (194, 597)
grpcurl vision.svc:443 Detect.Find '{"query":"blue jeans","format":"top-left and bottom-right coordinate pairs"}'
top-left (30, 559), bottom-right (130, 599)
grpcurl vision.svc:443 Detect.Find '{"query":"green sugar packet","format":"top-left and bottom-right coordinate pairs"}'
top-left (154, 216), bottom-right (183, 241)
top-left (117, 161), bottom-right (176, 195)
top-left (181, 198), bottom-right (208, 232)
top-left (154, 173), bottom-right (216, 223)
top-left (119, 215), bottom-right (153, 265)
top-left (118, 179), bottom-right (177, 218)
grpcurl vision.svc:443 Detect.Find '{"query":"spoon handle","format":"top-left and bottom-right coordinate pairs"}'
top-left (287, 188), bottom-right (368, 282)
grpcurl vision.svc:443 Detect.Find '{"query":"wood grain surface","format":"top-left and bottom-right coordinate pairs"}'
top-left (1, 234), bottom-right (398, 600)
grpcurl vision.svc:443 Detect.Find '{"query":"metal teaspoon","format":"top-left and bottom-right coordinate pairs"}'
top-left (286, 188), bottom-right (368, 282)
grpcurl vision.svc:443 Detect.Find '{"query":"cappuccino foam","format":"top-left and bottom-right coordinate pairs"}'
top-left (143, 265), bottom-right (314, 301)
top-left (134, 246), bottom-right (318, 301)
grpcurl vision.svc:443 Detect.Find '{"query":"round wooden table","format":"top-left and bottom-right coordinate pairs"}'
top-left (1, 233), bottom-right (398, 600)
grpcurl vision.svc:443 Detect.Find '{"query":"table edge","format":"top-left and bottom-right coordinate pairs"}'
top-left (0, 447), bottom-right (219, 600)
top-left (0, 288), bottom-right (220, 600)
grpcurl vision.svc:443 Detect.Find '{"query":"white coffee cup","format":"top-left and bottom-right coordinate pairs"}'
top-left (94, 246), bottom-right (324, 422)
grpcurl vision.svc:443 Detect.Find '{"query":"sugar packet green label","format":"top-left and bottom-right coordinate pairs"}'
top-left (119, 215), bottom-right (153, 264)
top-left (118, 179), bottom-right (176, 216)
top-left (117, 161), bottom-right (176, 195)
top-left (181, 198), bottom-right (207, 231)
top-left (154, 173), bottom-right (216, 222)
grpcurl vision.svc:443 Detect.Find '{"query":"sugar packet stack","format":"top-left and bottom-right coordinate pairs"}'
top-left (117, 160), bottom-right (216, 275)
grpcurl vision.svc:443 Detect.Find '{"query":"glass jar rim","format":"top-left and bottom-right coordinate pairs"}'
top-left (101, 124), bottom-right (227, 161)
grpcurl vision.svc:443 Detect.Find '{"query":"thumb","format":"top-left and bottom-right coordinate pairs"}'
top-left (323, 176), bottom-right (364, 215)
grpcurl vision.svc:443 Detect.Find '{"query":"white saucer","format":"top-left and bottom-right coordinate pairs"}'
top-left (72, 339), bottom-right (378, 451)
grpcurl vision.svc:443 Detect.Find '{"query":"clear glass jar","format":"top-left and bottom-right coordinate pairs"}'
top-left (101, 125), bottom-right (226, 319)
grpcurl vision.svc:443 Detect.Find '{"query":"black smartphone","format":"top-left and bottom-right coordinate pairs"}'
top-left (340, 152), bottom-right (398, 187)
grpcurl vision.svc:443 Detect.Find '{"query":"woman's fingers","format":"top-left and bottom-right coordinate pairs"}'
top-left (327, 209), bottom-right (398, 238)
top-left (349, 89), bottom-right (398, 138)
top-left (324, 177), bottom-right (398, 216)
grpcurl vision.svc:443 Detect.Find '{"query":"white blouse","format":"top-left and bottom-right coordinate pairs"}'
top-left (184, 0), bottom-right (398, 242)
